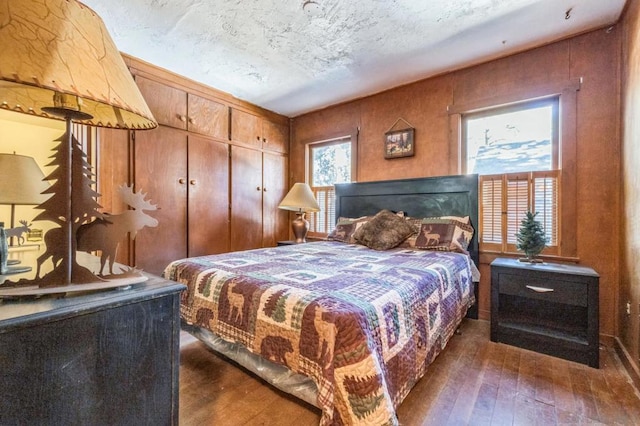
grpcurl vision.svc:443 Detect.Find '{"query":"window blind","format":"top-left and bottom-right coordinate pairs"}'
top-left (480, 170), bottom-right (560, 254)
top-left (308, 186), bottom-right (335, 236)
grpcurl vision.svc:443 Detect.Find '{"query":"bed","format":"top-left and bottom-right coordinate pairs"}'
top-left (164, 174), bottom-right (479, 425)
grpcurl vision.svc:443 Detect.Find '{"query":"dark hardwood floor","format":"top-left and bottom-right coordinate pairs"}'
top-left (179, 320), bottom-right (640, 425)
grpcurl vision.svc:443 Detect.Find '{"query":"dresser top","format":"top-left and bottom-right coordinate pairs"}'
top-left (0, 274), bottom-right (185, 328)
top-left (490, 257), bottom-right (599, 278)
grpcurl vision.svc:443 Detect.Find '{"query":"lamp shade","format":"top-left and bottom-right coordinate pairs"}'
top-left (278, 183), bottom-right (320, 212)
top-left (0, 153), bottom-right (49, 205)
top-left (0, 0), bottom-right (156, 129)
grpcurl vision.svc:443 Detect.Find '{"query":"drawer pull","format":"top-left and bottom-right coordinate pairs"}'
top-left (526, 285), bottom-right (554, 293)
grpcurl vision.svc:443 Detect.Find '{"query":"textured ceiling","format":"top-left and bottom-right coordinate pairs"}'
top-left (81, 0), bottom-right (626, 117)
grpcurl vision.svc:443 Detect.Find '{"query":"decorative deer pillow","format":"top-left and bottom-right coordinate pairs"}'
top-left (327, 216), bottom-right (371, 244)
top-left (412, 218), bottom-right (474, 252)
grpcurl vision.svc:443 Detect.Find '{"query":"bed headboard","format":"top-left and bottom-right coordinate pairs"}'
top-left (334, 174), bottom-right (479, 265)
top-left (334, 174), bottom-right (479, 318)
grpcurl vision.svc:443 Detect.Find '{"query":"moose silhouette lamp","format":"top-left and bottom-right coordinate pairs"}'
top-left (0, 0), bottom-right (157, 293)
top-left (278, 183), bottom-right (321, 243)
top-left (0, 153), bottom-right (49, 246)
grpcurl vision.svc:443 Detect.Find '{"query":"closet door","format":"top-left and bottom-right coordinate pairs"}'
top-left (136, 76), bottom-right (188, 130)
top-left (262, 152), bottom-right (288, 247)
top-left (230, 145), bottom-right (263, 251)
top-left (134, 127), bottom-right (188, 275)
top-left (187, 95), bottom-right (228, 139)
top-left (262, 119), bottom-right (288, 154)
top-left (188, 135), bottom-right (230, 257)
top-left (230, 108), bottom-right (261, 148)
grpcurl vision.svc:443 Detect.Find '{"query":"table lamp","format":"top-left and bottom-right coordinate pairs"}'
top-left (0, 0), bottom-right (157, 290)
top-left (0, 153), bottom-right (49, 246)
top-left (278, 183), bottom-right (320, 243)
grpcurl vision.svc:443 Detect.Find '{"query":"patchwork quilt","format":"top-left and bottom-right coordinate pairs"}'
top-left (164, 241), bottom-right (475, 425)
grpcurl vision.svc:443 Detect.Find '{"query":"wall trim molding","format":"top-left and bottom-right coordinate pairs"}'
top-left (614, 337), bottom-right (640, 391)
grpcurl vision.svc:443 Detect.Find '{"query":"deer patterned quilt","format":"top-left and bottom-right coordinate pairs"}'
top-left (164, 241), bottom-right (474, 425)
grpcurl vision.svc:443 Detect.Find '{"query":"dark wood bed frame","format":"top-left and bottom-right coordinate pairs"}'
top-left (334, 174), bottom-right (479, 319)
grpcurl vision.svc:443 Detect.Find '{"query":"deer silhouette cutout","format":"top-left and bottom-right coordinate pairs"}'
top-left (76, 184), bottom-right (158, 276)
top-left (6, 220), bottom-right (31, 245)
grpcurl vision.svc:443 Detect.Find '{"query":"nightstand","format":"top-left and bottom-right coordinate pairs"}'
top-left (490, 258), bottom-right (599, 368)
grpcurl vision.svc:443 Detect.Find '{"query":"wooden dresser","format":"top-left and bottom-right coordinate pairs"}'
top-left (0, 276), bottom-right (185, 425)
top-left (490, 258), bottom-right (599, 368)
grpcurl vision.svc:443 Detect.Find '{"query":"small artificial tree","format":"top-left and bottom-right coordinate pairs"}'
top-left (516, 211), bottom-right (546, 262)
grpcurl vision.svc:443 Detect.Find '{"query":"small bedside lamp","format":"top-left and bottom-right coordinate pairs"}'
top-left (278, 183), bottom-right (320, 243)
top-left (0, 153), bottom-right (49, 246)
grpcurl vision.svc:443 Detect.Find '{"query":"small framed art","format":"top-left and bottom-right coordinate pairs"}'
top-left (384, 128), bottom-right (414, 159)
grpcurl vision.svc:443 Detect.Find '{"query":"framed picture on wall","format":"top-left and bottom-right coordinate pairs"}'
top-left (384, 128), bottom-right (414, 158)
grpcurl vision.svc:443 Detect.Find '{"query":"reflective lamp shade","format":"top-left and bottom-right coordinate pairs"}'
top-left (278, 183), bottom-right (320, 243)
top-left (0, 154), bottom-right (49, 208)
top-left (0, 153), bottom-right (48, 249)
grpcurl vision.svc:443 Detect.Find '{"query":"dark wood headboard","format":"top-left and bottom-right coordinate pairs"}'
top-left (334, 174), bottom-right (479, 318)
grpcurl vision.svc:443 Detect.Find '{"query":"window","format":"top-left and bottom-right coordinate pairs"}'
top-left (464, 99), bottom-right (558, 174)
top-left (463, 98), bottom-right (560, 254)
top-left (306, 137), bottom-right (354, 236)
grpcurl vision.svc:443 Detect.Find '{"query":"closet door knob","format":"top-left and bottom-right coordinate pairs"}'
top-left (256, 186), bottom-right (261, 191)
top-left (263, 137), bottom-right (268, 143)
top-left (178, 178), bottom-right (186, 184)
top-left (178, 115), bottom-right (187, 122)
top-left (188, 117), bottom-right (195, 124)
top-left (190, 179), bottom-right (197, 185)
top-left (263, 187), bottom-right (267, 192)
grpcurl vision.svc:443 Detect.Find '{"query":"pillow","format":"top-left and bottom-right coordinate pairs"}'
top-left (327, 216), bottom-right (371, 243)
top-left (413, 218), bottom-right (474, 252)
top-left (398, 216), bottom-right (473, 249)
top-left (395, 217), bottom-right (421, 248)
top-left (439, 215), bottom-right (470, 224)
top-left (353, 210), bottom-right (415, 250)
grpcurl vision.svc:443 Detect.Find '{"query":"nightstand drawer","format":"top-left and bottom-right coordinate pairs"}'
top-left (498, 273), bottom-right (587, 307)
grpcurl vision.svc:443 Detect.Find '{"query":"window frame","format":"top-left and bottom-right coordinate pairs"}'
top-left (448, 79), bottom-right (580, 259)
top-left (305, 133), bottom-right (357, 237)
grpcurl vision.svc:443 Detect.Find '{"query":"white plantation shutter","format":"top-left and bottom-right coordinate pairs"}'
top-left (480, 170), bottom-right (560, 254)
top-left (532, 171), bottom-right (559, 253)
top-left (479, 175), bottom-right (503, 251)
top-left (506, 174), bottom-right (530, 249)
top-left (308, 186), bottom-right (335, 236)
